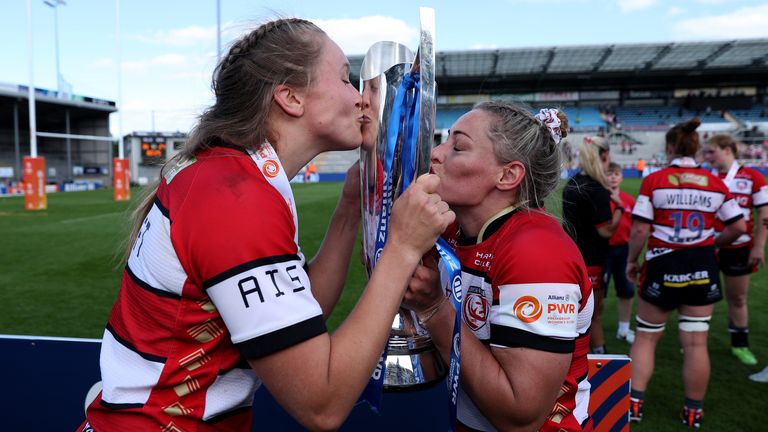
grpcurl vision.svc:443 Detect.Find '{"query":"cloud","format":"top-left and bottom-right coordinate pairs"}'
top-left (113, 96), bottom-right (207, 135)
top-left (470, 43), bottom-right (499, 50)
top-left (93, 53), bottom-right (209, 74)
top-left (122, 55), bottom-right (185, 73)
top-left (128, 25), bottom-right (217, 47)
top-left (125, 16), bottom-right (417, 56)
top-left (312, 16), bottom-right (419, 55)
top-left (618, 0), bottom-right (658, 13)
top-left (92, 57), bottom-right (114, 68)
top-left (667, 6), bottom-right (685, 17)
top-left (673, 4), bottom-right (768, 39)
top-left (105, 16), bottom-right (419, 134)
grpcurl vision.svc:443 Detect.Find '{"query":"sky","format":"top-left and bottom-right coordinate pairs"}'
top-left (2, 0), bottom-right (768, 137)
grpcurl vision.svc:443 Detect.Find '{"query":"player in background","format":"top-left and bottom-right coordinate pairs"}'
top-left (603, 162), bottom-right (637, 344)
top-left (750, 211), bottom-right (768, 382)
top-left (563, 136), bottom-right (623, 354)
top-left (80, 19), bottom-right (453, 432)
top-left (404, 104), bottom-right (594, 432)
top-left (626, 118), bottom-right (746, 429)
top-left (703, 134), bottom-right (768, 366)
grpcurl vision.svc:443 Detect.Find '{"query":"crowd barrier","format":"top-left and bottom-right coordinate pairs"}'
top-left (0, 335), bottom-right (629, 431)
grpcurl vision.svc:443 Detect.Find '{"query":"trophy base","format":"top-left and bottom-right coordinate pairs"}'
top-left (382, 309), bottom-right (447, 391)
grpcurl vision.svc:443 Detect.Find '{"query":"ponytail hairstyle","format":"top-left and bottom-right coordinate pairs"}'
top-left (666, 117), bottom-right (701, 158)
top-left (707, 133), bottom-right (739, 158)
top-left (474, 101), bottom-right (568, 210)
top-left (578, 136), bottom-right (610, 188)
top-left (124, 18), bottom-right (326, 260)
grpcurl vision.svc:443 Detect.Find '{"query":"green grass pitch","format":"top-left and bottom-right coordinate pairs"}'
top-left (1, 178), bottom-right (765, 430)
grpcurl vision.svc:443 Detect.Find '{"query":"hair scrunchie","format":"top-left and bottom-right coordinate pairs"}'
top-left (535, 108), bottom-right (562, 145)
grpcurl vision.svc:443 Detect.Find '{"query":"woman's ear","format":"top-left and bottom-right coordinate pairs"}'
top-left (498, 161), bottom-right (525, 191)
top-left (273, 84), bottom-right (304, 118)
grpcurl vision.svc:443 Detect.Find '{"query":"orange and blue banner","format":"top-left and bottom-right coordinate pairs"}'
top-left (588, 354), bottom-right (631, 432)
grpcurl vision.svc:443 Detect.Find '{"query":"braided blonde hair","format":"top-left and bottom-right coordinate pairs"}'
top-left (124, 18), bottom-right (326, 259)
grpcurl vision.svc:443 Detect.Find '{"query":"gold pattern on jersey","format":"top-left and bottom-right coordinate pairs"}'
top-left (163, 401), bottom-right (194, 417)
top-left (548, 401), bottom-right (572, 424)
top-left (187, 320), bottom-right (223, 343)
top-left (161, 421), bottom-right (185, 432)
top-left (179, 348), bottom-right (211, 371)
top-left (196, 297), bottom-right (216, 313)
top-left (173, 375), bottom-right (201, 397)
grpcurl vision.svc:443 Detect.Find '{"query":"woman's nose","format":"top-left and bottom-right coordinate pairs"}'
top-left (430, 145), bottom-right (442, 163)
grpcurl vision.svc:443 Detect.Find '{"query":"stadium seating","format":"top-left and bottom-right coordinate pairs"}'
top-left (612, 106), bottom-right (731, 127)
top-left (436, 106), bottom-right (606, 131)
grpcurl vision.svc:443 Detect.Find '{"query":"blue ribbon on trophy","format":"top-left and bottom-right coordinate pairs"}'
top-left (436, 236), bottom-right (462, 429)
top-left (357, 7), bottom-right (462, 431)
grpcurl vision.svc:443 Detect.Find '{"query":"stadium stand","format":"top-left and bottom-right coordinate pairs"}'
top-left (0, 82), bottom-right (115, 185)
top-left (3, 39), bottom-right (767, 185)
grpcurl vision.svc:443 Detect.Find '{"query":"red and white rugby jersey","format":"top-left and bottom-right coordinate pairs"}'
top-left (713, 164), bottom-right (768, 248)
top-left (632, 158), bottom-right (743, 255)
top-left (86, 144), bottom-right (326, 431)
top-left (444, 208), bottom-right (593, 432)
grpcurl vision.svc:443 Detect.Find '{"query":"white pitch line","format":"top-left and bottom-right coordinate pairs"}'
top-left (61, 212), bottom-right (123, 224)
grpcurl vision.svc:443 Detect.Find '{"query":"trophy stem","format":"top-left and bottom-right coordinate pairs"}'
top-left (383, 308), bottom-right (447, 391)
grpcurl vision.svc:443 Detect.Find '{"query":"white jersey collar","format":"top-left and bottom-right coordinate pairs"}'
top-left (248, 142), bottom-right (300, 245)
top-left (670, 157), bottom-right (698, 168)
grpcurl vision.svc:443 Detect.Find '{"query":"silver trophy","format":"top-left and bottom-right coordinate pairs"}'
top-left (359, 8), bottom-right (444, 390)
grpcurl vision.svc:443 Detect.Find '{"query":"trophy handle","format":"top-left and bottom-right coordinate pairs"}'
top-left (415, 7), bottom-right (437, 179)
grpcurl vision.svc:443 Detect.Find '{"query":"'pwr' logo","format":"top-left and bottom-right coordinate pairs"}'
top-left (548, 303), bottom-right (576, 314)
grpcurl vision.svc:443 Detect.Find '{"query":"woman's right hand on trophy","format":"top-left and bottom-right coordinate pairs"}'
top-left (388, 173), bottom-right (454, 262)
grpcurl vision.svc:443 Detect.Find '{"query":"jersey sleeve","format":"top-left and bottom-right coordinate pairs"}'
top-left (751, 169), bottom-right (768, 208)
top-left (488, 228), bottom-right (585, 354)
top-left (180, 167), bottom-right (326, 360)
top-left (713, 176), bottom-right (745, 225)
top-left (632, 176), bottom-right (654, 223)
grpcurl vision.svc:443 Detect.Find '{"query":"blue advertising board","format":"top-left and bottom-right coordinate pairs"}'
top-left (0, 335), bottom-right (449, 431)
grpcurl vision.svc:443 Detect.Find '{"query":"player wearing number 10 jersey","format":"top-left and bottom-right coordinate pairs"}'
top-left (626, 118), bottom-right (746, 429)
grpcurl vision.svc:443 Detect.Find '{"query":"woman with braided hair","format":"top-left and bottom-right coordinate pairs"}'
top-left (80, 18), bottom-right (453, 431)
top-left (403, 103), bottom-right (594, 431)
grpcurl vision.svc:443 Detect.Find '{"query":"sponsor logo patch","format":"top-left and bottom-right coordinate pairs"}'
top-left (463, 286), bottom-right (488, 331)
top-left (663, 270), bottom-right (710, 287)
top-left (513, 295), bottom-right (542, 323)
top-left (262, 160), bottom-right (280, 178)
